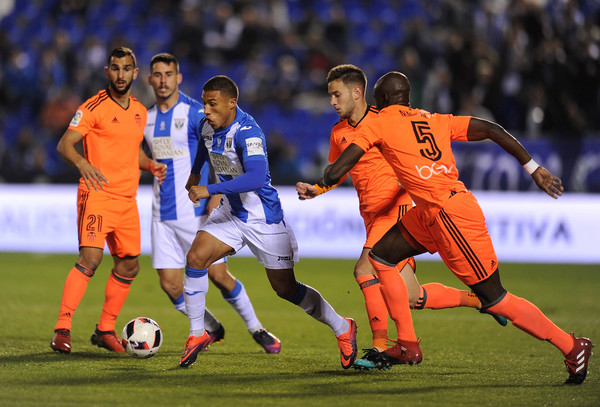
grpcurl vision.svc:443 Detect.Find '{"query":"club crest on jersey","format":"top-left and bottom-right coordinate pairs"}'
top-left (70, 110), bottom-right (83, 127)
top-left (174, 119), bottom-right (185, 129)
top-left (160, 121), bottom-right (166, 131)
top-left (226, 138), bottom-right (233, 149)
top-left (135, 114), bottom-right (142, 126)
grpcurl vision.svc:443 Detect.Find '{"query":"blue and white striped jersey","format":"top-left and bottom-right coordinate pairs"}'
top-left (144, 92), bottom-right (209, 221)
top-left (193, 107), bottom-right (283, 224)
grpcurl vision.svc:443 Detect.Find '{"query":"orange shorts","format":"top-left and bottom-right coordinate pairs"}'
top-left (364, 203), bottom-right (411, 248)
top-left (77, 188), bottom-right (141, 257)
top-left (400, 190), bottom-right (498, 286)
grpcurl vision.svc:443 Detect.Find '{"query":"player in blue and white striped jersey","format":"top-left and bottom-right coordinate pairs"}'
top-left (145, 53), bottom-right (279, 352)
top-left (180, 75), bottom-right (357, 369)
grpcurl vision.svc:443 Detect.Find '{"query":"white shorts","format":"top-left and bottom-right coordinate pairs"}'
top-left (200, 206), bottom-right (299, 269)
top-left (151, 215), bottom-right (225, 269)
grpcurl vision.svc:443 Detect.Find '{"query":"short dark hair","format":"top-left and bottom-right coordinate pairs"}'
top-left (326, 64), bottom-right (367, 92)
top-left (150, 53), bottom-right (179, 73)
top-left (203, 75), bottom-right (239, 99)
top-left (107, 47), bottom-right (137, 68)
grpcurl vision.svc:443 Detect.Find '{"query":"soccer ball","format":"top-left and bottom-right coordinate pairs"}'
top-left (121, 317), bottom-right (163, 358)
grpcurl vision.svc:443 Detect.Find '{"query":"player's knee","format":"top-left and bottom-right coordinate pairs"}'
top-left (186, 249), bottom-right (210, 269)
top-left (271, 281), bottom-right (295, 301)
top-left (274, 286), bottom-right (294, 301)
top-left (78, 254), bottom-right (102, 272)
top-left (470, 269), bottom-right (505, 308)
top-left (353, 262), bottom-right (372, 279)
top-left (117, 262), bottom-right (139, 279)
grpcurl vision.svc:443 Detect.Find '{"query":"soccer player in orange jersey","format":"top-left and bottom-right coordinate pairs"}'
top-left (50, 47), bottom-right (167, 354)
top-left (320, 71), bottom-right (592, 385)
top-left (297, 64), bottom-right (505, 370)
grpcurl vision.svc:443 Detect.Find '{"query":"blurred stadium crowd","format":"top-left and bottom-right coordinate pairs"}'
top-left (0, 0), bottom-right (599, 185)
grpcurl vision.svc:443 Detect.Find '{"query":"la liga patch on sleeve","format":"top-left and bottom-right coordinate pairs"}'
top-left (70, 110), bottom-right (83, 127)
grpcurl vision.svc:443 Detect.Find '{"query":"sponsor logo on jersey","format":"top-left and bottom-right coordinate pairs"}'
top-left (70, 110), bottom-right (83, 127)
top-left (210, 152), bottom-right (240, 175)
top-left (160, 121), bottom-right (166, 131)
top-left (226, 137), bottom-right (233, 149)
top-left (240, 126), bottom-right (252, 131)
top-left (415, 163), bottom-right (453, 179)
top-left (112, 117), bottom-right (119, 123)
top-left (278, 256), bottom-right (291, 261)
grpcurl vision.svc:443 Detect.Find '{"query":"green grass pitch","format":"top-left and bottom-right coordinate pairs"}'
top-left (0, 252), bottom-right (598, 406)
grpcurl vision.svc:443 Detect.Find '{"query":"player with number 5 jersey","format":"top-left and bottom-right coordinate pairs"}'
top-left (320, 71), bottom-right (592, 385)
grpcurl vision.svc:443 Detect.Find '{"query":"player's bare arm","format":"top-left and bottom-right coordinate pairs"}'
top-left (321, 143), bottom-right (365, 187)
top-left (185, 173), bottom-right (201, 191)
top-left (56, 128), bottom-right (108, 191)
top-left (138, 147), bottom-right (167, 185)
top-left (467, 117), bottom-right (563, 199)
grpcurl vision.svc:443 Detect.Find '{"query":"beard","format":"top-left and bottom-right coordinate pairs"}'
top-left (109, 79), bottom-right (133, 95)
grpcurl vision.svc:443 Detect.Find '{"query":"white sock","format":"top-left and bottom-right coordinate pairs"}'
top-left (292, 282), bottom-right (348, 336)
top-left (184, 266), bottom-right (209, 336)
top-left (222, 280), bottom-right (262, 333)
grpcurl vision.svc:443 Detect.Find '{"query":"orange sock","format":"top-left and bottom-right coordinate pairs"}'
top-left (415, 283), bottom-right (481, 309)
top-left (97, 270), bottom-right (133, 332)
top-left (487, 291), bottom-right (573, 355)
top-left (368, 253), bottom-right (417, 342)
top-left (55, 264), bottom-right (94, 330)
top-left (356, 274), bottom-right (389, 349)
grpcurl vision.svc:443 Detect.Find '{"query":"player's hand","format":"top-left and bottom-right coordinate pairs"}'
top-left (188, 185), bottom-right (209, 203)
top-left (185, 173), bottom-right (201, 191)
top-left (151, 161), bottom-right (167, 185)
top-left (532, 167), bottom-right (563, 199)
top-left (296, 182), bottom-right (318, 200)
top-left (77, 160), bottom-right (107, 191)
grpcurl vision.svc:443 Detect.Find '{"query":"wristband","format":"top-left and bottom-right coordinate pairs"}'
top-left (523, 158), bottom-right (540, 175)
top-left (313, 183), bottom-right (335, 195)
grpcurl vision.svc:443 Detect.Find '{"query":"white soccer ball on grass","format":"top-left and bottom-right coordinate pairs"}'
top-left (121, 317), bottom-right (163, 358)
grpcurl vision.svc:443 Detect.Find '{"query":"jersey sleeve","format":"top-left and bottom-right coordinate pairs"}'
top-left (236, 125), bottom-right (268, 164)
top-left (68, 104), bottom-right (95, 137)
top-left (449, 115), bottom-right (472, 142)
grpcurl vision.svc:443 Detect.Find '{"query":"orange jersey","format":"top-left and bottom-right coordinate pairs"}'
top-left (329, 106), bottom-right (408, 219)
top-left (69, 89), bottom-right (147, 199)
top-left (353, 105), bottom-right (471, 224)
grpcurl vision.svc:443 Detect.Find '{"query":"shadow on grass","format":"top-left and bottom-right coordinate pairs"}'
top-left (0, 350), bottom-right (568, 395)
